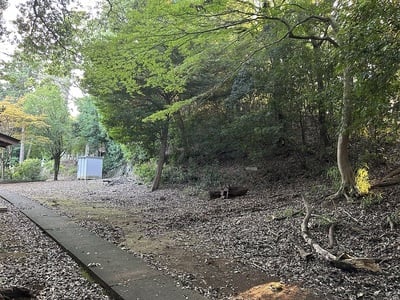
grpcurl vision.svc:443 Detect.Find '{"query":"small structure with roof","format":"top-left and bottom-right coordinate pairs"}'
top-left (77, 156), bottom-right (103, 180)
top-left (0, 133), bottom-right (19, 148)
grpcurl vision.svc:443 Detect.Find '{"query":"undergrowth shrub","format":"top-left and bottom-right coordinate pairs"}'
top-left (13, 159), bottom-right (45, 181)
top-left (360, 192), bottom-right (382, 209)
top-left (355, 166), bottom-right (371, 195)
top-left (134, 160), bottom-right (156, 184)
top-left (326, 166), bottom-right (340, 190)
top-left (162, 162), bottom-right (223, 188)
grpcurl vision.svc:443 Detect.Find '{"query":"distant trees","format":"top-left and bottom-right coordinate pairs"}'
top-left (73, 96), bottom-right (124, 176)
top-left (0, 97), bottom-right (47, 163)
top-left (23, 82), bottom-right (72, 180)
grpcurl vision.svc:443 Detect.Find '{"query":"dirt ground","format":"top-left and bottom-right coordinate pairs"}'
top-left (1, 174), bottom-right (399, 299)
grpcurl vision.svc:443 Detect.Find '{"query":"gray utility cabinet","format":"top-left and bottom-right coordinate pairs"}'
top-left (77, 156), bottom-right (103, 179)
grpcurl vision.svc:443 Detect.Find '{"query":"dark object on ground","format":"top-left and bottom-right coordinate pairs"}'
top-left (209, 186), bottom-right (248, 199)
top-left (0, 287), bottom-right (34, 300)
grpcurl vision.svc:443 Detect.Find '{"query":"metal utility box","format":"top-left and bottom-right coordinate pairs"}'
top-left (77, 156), bottom-right (103, 179)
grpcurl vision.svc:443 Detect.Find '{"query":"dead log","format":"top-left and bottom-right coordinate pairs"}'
top-left (371, 176), bottom-right (400, 188)
top-left (301, 196), bottom-right (381, 272)
top-left (209, 186), bottom-right (248, 199)
top-left (371, 167), bottom-right (400, 188)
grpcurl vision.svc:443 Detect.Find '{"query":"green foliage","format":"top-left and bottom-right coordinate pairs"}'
top-left (161, 162), bottom-right (222, 188)
top-left (23, 82), bottom-right (72, 155)
top-left (0, 54), bottom-right (42, 99)
top-left (315, 214), bottom-right (336, 227)
top-left (103, 141), bottom-right (125, 176)
top-left (326, 166), bottom-right (341, 190)
top-left (122, 143), bottom-right (150, 165)
top-left (143, 99), bottom-right (193, 123)
top-left (360, 193), bottom-right (383, 209)
top-left (11, 0), bottom-right (397, 188)
top-left (23, 81), bottom-right (72, 180)
top-left (74, 96), bottom-right (108, 155)
top-left (388, 210), bottom-right (400, 227)
top-left (161, 164), bottom-right (190, 185)
top-left (72, 96), bottom-right (126, 176)
top-left (134, 160), bottom-right (156, 184)
top-left (12, 159), bottom-right (45, 181)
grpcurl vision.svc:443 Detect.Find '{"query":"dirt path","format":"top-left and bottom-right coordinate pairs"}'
top-left (1, 178), bottom-right (399, 299)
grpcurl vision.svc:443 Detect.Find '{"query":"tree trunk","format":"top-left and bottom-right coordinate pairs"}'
top-left (332, 67), bottom-right (358, 200)
top-left (85, 143), bottom-right (90, 156)
top-left (1, 149), bottom-right (4, 180)
top-left (53, 154), bottom-right (61, 181)
top-left (174, 111), bottom-right (190, 163)
top-left (312, 42), bottom-right (330, 157)
top-left (151, 122), bottom-right (169, 191)
top-left (26, 143), bottom-right (32, 160)
top-left (19, 127), bottom-right (25, 164)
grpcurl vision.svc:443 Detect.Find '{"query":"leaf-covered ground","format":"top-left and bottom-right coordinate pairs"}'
top-left (1, 174), bottom-right (399, 299)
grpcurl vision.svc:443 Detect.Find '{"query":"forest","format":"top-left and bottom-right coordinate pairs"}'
top-left (0, 1), bottom-right (399, 299)
top-left (0, 0), bottom-right (398, 194)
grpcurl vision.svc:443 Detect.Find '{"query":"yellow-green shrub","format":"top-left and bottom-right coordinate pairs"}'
top-left (356, 167), bottom-right (371, 195)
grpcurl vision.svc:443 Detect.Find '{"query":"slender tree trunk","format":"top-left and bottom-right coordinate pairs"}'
top-left (151, 122), bottom-right (169, 191)
top-left (53, 154), bottom-right (61, 181)
top-left (317, 76), bottom-right (330, 150)
top-left (19, 127), bottom-right (25, 164)
top-left (26, 144), bottom-right (32, 160)
top-left (1, 149), bottom-right (4, 180)
top-left (313, 42), bottom-right (330, 156)
top-left (85, 143), bottom-right (90, 156)
top-left (332, 67), bottom-right (357, 200)
top-left (175, 111), bottom-right (189, 163)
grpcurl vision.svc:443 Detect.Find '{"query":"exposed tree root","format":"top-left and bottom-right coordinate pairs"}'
top-left (301, 196), bottom-right (381, 272)
top-left (329, 184), bottom-right (359, 202)
top-left (328, 223), bottom-right (336, 248)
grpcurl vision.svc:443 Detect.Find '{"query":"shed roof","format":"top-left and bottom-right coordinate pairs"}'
top-left (0, 133), bottom-right (19, 148)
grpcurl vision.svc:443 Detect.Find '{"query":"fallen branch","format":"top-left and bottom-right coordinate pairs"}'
top-left (371, 176), bottom-right (400, 188)
top-left (300, 196), bottom-right (381, 272)
top-left (371, 167), bottom-right (400, 188)
top-left (268, 209), bottom-right (303, 222)
top-left (295, 244), bottom-right (313, 260)
top-left (328, 223), bottom-right (336, 248)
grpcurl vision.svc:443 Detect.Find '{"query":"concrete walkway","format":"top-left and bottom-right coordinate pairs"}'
top-left (0, 190), bottom-right (206, 300)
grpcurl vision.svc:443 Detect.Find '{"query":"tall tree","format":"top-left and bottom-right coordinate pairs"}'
top-left (0, 97), bottom-right (47, 163)
top-left (23, 82), bottom-right (72, 180)
top-left (74, 96), bottom-right (108, 156)
top-left (82, 0), bottom-right (226, 190)
top-left (113, 0), bottom-right (399, 198)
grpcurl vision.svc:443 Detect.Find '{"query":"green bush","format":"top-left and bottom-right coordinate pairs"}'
top-left (13, 159), bottom-right (45, 181)
top-left (162, 162), bottom-right (222, 188)
top-left (162, 164), bottom-right (188, 184)
top-left (134, 160), bottom-right (156, 184)
top-left (326, 166), bottom-right (341, 190)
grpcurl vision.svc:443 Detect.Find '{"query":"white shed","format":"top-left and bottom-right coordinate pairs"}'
top-left (77, 156), bottom-right (103, 179)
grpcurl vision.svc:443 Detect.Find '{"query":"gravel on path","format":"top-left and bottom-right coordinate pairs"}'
top-left (0, 196), bottom-right (112, 300)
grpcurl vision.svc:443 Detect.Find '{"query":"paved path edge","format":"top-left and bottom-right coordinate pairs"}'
top-left (0, 190), bottom-right (206, 300)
